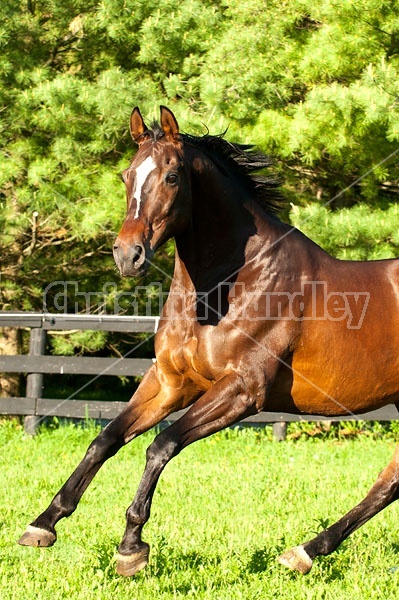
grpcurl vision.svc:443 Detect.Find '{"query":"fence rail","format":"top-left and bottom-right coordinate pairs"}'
top-left (1, 311), bottom-right (398, 437)
top-left (0, 355), bottom-right (153, 377)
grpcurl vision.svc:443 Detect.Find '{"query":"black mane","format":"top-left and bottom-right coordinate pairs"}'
top-left (148, 122), bottom-right (284, 216)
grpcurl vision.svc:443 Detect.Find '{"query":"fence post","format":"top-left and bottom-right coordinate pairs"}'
top-left (272, 421), bottom-right (287, 441)
top-left (24, 326), bottom-right (46, 435)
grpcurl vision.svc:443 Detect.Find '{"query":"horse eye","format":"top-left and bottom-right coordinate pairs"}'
top-left (165, 172), bottom-right (178, 185)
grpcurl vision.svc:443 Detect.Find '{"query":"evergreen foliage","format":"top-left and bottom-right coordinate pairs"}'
top-left (1, 0), bottom-right (399, 355)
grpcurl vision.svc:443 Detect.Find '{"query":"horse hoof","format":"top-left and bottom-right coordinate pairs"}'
top-left (116, 544), bottom-right (150, 577)
top-left (278, 545), bottom-right (313, 574)
top-left (18, 525), bottom-right (56, 548)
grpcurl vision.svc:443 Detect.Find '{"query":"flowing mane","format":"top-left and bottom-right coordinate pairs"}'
top-left (147, 121), bottom-right (284, 216)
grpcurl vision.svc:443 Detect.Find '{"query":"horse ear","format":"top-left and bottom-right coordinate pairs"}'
top-left (130, 107), bottom-right (149, 145)
top-left (160, 106), bottom-right (180, 142)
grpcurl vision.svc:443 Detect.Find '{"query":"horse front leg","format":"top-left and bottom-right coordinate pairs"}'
top-left (278, 443), bottom-right (399, 574)
top-left (18, 365), bottom-right (188, 549)
top-left (114, 372), bottom-right (260, 576)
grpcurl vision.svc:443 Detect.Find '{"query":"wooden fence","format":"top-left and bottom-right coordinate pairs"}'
top-left (1, 311), bottom-right (398, 437)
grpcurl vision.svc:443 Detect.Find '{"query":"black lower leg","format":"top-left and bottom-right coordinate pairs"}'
top-left (304, 484), bottom-right (399, 560)
top-left (118, 432), bottom-right (180, 556)
top-left (22, 423), bottom-right (124, 540)
top-left (303, 506), bottom-right (374, 559)
top-left (114, 431), bottom-right (181, 577)
top-left (279, 446), bottom-right (399, 573)
top-left (115, 374), bottom-right (258, 577)
top-left (18, 363), bottom-right (188, 550)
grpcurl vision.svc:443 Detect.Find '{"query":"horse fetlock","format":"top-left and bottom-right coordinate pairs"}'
top-left (125, 506), bottom-right (146, 529)
top-left (278, 545), bottom-right (313, 574)
top-left (18, 525), bottom-right (57, 548)
top-left (116, 542), bottom-right (150, 577)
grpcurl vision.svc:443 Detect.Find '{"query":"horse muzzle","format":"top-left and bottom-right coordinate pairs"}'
top-left (113, 240), bottom-right (150, 277)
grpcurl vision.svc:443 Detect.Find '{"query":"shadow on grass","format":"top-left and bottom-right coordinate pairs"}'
top-left (89, 539), bottom-right (242, 591)
top-left (88, 539), bottom-right (122, 582)
top-left (92, 537), bottom-right (350, 592)
top-left (247, 541), bottom-right (350, 584)
top-left (106, 538), bottom-right (253, 593)
top-left (91, 535), bottom-right (352, 591)
top-left (150, 548), bottom-right (244, 594)
top-left (247, 547), bottom-right (275, 573)
top-left (95, 542), bottom-right (116, 572)
top-left (150, 546), bottom-right (231, 577)
top-left (390, 541), bottom-right (399, 555)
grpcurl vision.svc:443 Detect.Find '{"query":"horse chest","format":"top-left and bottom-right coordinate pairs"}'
top-left (157, 322), bottom-right (231, 385)
top-left (170, 338), bottom-right (198, 372)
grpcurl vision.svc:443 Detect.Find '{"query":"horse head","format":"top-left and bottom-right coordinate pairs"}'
top-left (113, 106), bottom-right (192, 276)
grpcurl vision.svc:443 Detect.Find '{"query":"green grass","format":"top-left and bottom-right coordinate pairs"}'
top-left (1, 421), bottom-right (399, 599)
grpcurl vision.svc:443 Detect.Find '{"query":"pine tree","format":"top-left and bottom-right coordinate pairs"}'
top-left (2, 0), bottom-right (399, 334)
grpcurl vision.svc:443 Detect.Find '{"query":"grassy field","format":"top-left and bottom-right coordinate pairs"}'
top-left (1, 420), bottom-right (399, 599)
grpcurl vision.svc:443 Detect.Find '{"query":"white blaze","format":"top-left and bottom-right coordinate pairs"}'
top-left (133, 155), bottom-right (156, 218)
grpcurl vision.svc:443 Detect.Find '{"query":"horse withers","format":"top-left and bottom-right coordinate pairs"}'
top-left (18, 106), bottom-right (399, 576)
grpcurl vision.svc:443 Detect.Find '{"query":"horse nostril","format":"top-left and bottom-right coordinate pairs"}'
top-left (132, 244), bottom-right (144, 265)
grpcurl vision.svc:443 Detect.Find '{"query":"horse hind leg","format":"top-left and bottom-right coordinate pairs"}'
top-left (278, 443), bottom-right (399, 574)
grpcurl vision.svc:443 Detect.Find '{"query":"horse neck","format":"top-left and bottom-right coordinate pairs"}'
top-left (173, 151), bottom-right (269, 291)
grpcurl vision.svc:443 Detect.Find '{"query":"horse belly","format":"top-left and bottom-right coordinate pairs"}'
top-left (283, 257), bottom-right (399, 415)
top-left (287, 340), bottom-right (399, 416)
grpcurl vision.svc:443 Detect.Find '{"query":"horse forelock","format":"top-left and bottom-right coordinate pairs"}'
top-left (148, 121), bottom-right (165, 142)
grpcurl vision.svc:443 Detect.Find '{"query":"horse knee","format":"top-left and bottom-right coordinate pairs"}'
top-left (85, 429), bottom-right (123, 463)
top-left (145, 433), bottom-right (180, 468)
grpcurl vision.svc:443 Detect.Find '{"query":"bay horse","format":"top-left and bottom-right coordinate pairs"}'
top-left (19, 106), bottom-right (399, 576)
